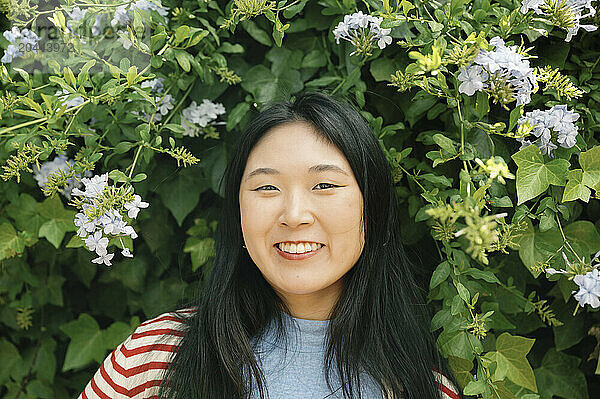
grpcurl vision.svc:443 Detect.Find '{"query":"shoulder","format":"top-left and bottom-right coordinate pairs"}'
top-left (77, 308), bottom-right (196, 399)
top-left (433, 369), bottom-right (462, 399)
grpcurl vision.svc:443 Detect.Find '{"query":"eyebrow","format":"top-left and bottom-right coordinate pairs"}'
top-left (244, 164), bottom-right (349, 182)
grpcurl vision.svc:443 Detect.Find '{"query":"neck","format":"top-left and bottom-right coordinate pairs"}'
top-left (277, 278), bottom-right (342, 320)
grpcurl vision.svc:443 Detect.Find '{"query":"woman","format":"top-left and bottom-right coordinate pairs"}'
top-left (78, 91), bottom-right (461, 399)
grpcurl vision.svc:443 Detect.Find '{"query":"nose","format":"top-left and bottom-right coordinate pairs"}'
top-left (278, 190), bottom-right (315, 228)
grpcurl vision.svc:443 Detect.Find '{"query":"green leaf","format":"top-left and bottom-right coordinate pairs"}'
top-left (438, 328), bottom-right (482, 361)
top-left (241, 65), bottom-right (303, 106)
top-left (564, 220), bottom-right (600, 255)
top-left (511, 145), bottom-right (570, 205)
top-left (475, 91), bottom-right (489, 119)
top-left (495, 332), bottom-right (537, 392)
top-left (430, 261), bottom-right (450, 289)
top-left (175, 50), bottom-right (193, 72)
top-left (514, 218), bottom-right (563, 277)
top-left (103, 322), bottom-right (134, 350)
top-left (369, 57), bottom-right (396, 82)
top-left (464, 380), bottom-right (487, 395)
top-left (108, 169), bottom-right (129, 183)
top-left (0, 339), bottom-right (21, 385)
top-left (174, 25), bottom-right (190, 45)
top-left (36, 196), bottom-right (76, 248)
top-left (0, 222), bottom-right (25, 259)
top-left (60, 314), bottom-right (106, 371)
top-left (184, 237), bottom-right (216, 271)
top-left (157, 169), bottom-right (203, 226)
top-left (562, 169), bottom-right (590, 202)
top-left (534, 348), bottom-right (589, 399)
top-left (302, 49), bottom-right (327, 69)
top-left (77, 59), bottom-right (96, 86)
top-left (580, 146), bottom-right (600, 188)
top-left (226, 102), bottom-right (251, 131)
top-left (242, 20), bottom-right (272, 46)
top-left (456, 282), bottom-right (471, 304)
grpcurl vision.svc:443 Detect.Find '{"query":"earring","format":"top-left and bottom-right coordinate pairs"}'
top-left (242, 245), bottom-right (247, 248)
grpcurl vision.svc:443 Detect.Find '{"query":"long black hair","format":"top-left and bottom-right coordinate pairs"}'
top-left (158, 90), bottom-right (455, 399)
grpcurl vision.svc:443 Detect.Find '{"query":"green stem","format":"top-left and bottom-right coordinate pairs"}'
top-left (128, 145), bottom-right (143, 179)
top-left (455, 99), bottom-right (470, 175)
top-left (555, 215), bottom-right (583, 263)
top-left (398, 165), bottom-right (427, 193)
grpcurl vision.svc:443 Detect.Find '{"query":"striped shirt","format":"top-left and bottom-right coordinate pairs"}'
top-left (77, 309), bottom-right (461, 399)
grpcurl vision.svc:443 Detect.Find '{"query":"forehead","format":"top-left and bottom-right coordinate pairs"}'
top-left (245, 121), bottom-right (347, 168)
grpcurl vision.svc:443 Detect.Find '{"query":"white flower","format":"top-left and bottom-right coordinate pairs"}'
top-left (33, 155), bottom-right (92, 199)
top-left (122, 225), bottom-right (139, 239)
top-left (572, 269), bottom-right (600, 308)
top-left (157, 94), bottom-right (175, 115)
top-left (72, 173), bottom-right (109, 198)
top-left (141, 77), bottom-right (164, 92)
top-left (520, 0), bottom-right (545, 13)
top-left (92, 251), bottom-right (115, 266)
top-left (333, 11), bottom-right (394, 53)
top-left (458, 65), bottom-right (488, 96)
top-left (1, 27), bottom-right (40, 63)
top-left (122, 247), bottom-right (134, 258)
top-left (180, 99), bottom-right (226, 136)
top-left (124, 194), bottom-right (149, 219)
top-left (85, 230), bottom-right (109, 254)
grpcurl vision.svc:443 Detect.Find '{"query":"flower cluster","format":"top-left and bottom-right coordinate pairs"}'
top-left (111, 0), bottom-right (169, 27)
top-left (131, 77), bottom-right (175, 122)
top-left (72, 174), bottom-right (148, 266)
top-left (180, 99), bottom-right (226, 137)
top-left (33, 155), bottom-right (90, 199)
top-left (457, 37), bottom-right (538, 107)
top-left (520, 0), bottom-right (597, 41)
top-left (333, 11), bottom-right (392, 56)
top-left (516, 104), bottom-right (580, 157)
top-left (1, 27), bottom-right (41, 63)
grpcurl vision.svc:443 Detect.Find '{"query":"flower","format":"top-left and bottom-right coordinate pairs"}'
top-left (459, 37), bottom-right (537, 107)
top-left (1, 27), bottom-right (41, 63)
top-left (85, 230), bottom-right (109, 254)
top-left (458, 65), bottom-right (488, 96)
top-left (572, 269), bottom-right (600, 308)
top-left (516, 105), bottom-right (580, 157)
top-left (92, 250), bottom-right (115, 266)
top-left (111, 0), bottom-right (170, 27)
top-left (124, 194), bottom-right (149, 218)
top-left (141, 77), bottom-right (164, 92)
top-left (180, 99), bottom-right (226, 137)
top-left (333, 11), bottom-right (393, 56)
top-left (33, 155), bottom-right (90, 199)
top-left (71, 173), bottom-right (148, 265)
top-left (519, 0), bottom-right (598, 42)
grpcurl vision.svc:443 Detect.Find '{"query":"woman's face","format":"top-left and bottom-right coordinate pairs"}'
top-left (239, 121), bottom-right (365, 318)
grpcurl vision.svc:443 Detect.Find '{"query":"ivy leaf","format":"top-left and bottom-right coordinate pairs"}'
top-left (60, 314), bottom-right (106, 371)
top-left (495, 332), bottom-right (537, 392)
top-left (511, 145), bottom-right (570, 205)
top-left (103, 321), bottom-right (134, 349)
top-left (562, 169), bottom-right (590, 202)
top-left (37, 195), bottom-right (76, 248)
top-left (534, 348), bottom-right (588, 399)
top-left (579, 145), bottom-right (600, 188)
top-left (6, 193), bottom-right (47, 235)
top-left (0, 222), bottom-right (25, 260)
top-left (157, 168), bottom-right (203, 226)
top-left (184, 236), bottom-right (215, 271)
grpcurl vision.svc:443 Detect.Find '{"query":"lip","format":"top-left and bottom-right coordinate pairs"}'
top-left (274, 244), bottom-right (324, 260)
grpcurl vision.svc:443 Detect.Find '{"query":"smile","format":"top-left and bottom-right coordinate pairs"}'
top-left (274, 244), bottom-right (324, 260)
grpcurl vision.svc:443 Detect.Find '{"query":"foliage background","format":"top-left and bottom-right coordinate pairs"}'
top-left (0, 0), bottom-right (599, 398)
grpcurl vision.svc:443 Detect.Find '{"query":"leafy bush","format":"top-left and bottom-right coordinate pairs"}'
top-left (0, 0), bottom-right (598, 398)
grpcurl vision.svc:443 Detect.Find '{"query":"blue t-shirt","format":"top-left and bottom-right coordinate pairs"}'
top-left (248, 312), bottom-right (384, 399)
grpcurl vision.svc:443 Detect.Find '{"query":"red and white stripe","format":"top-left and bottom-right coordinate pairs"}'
top-left (78, 308), bottom-right (461, 398)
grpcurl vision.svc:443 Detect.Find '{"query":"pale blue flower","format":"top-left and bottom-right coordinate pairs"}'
top-left (92, 250), bottom-right (114, 266)
top-left (333, 11), bottom-right (393, 52)
top-left (573, 269), bottom-right (600, 308)
top-left (85, 230), bottom-right (109, 254)
top-left (124, 194), bottom-right (149, 219)
top-left (458, 64), bottom-right (488, 95)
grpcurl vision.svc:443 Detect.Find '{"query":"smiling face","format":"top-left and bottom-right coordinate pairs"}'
top-left (239, 121), bottom-right (365, 319)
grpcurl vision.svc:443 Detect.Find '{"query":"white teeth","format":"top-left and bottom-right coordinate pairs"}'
top-left (278, 242), bottom-right (322, 254)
